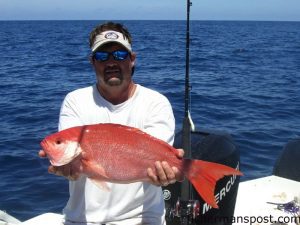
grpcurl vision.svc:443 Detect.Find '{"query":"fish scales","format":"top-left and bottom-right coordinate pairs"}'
top-left (79, 124), bottom-right (181, 180)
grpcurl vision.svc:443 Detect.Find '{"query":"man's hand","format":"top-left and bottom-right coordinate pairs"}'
top-left (147, 148), bottom-right (184, 186)
top-left (39, 150), bottom-right (81, 181)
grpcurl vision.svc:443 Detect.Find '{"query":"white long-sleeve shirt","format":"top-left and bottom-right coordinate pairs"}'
top-left (58, 84), bottom-right (175, 225)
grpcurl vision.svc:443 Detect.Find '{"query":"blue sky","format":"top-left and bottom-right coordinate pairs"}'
top-left (1, 0), bottom-right (300, 21)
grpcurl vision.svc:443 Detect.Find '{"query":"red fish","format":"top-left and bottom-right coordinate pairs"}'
top-left (40, 123), bottom-right (242, 208)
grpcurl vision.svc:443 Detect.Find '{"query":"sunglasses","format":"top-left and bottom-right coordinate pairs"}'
top-left (93, 50), bottom-right (129, 62)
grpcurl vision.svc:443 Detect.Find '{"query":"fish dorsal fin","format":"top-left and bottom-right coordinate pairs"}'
top-left (103, 123), bottom-right (147, 135)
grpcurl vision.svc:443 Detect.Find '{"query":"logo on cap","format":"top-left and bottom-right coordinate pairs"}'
top-left (105, 32), bottom-right (119, 40)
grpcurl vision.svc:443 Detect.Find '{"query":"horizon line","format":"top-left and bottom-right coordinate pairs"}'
top-left (1, 19), bottom-right (300, 22)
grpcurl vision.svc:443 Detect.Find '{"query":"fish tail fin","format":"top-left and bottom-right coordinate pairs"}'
top-left (184, 159), bottom-right (243, 209)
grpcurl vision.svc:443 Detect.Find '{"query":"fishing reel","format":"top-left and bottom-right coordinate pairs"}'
top-left (169, 199), bottom-right (200, 221)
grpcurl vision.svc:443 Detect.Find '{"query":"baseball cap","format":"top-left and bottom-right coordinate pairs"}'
top-left (91, 30), bottom-right (132, 53)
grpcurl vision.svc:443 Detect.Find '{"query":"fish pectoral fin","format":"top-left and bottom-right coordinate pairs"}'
top-left (89, 177), bottom-right (111, 192)
top-left (81, 159), bottom-right (111, 191)
top-left (81, 159), bottom-right (109, 179)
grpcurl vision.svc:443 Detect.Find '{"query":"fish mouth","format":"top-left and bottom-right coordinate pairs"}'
top-left (40, 140), bottom-right (82, 167)
top-left (40, 141), bottom-right (64, 166)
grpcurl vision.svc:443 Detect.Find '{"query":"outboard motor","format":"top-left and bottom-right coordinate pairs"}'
top-left (163, 130), bottom-right (241, 225)
top-left (273, 137), bottom-right (300, 182)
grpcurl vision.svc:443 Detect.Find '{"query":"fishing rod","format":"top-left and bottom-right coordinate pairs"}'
top-left (181, 0), bottom-right (192, 197)
top-left (182, 0), bottom-right (196, 158)
top-left (176, 0), bottom-right (199, 225)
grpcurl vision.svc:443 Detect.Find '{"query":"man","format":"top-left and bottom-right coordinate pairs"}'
top-left (40, 21), bottom-right (183, 225)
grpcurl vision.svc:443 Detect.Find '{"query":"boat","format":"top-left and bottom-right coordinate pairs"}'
top-left (163, 132), bottom-right (300, 225)
top-left (233, 138), bottom-right (300, 225)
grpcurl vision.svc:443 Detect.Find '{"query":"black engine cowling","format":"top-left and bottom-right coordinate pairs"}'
top-left (273, 137), bottom-right (300, 182)
top-left (163, 130), bottom-right (241, 225)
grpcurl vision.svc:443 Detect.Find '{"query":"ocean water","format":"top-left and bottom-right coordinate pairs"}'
top-left (0, 20), bottom-right (299, 220)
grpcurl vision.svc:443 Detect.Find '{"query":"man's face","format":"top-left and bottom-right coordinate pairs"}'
top-left (92, 43), bottom-right (136, 89)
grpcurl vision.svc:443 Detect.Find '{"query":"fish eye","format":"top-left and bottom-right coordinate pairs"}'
top-left (56, 139), bottom-right (62, 145)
